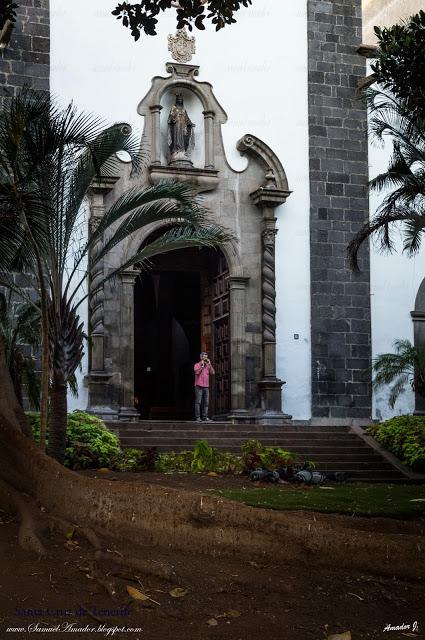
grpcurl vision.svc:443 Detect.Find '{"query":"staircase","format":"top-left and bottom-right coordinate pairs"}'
top-left (105, 421), bottom-right (406, 482)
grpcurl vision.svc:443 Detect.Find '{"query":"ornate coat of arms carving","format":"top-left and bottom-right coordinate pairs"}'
top-left (168, 27), bottom-right (196, 63)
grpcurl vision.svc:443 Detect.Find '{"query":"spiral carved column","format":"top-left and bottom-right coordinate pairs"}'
top-left (249, 182), bottom-right (292, 421)
top-left (262, 228), bottom-right (278, 379)
top-left (88, 207), bottom-right (105, 373)
top-left (89, 217), bottom-right (105, 373)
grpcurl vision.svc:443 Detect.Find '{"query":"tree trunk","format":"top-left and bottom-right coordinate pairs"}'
top-left (38, 307), bottom-right (50, 452)
top-left (46, 373), bottom-right (67, 463)
top-left (0, 342), bottom-right (423, 580)
top-left (0, 340), bottom-right (32, 438)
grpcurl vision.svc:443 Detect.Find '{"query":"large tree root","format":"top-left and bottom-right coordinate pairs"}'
top-left (0, 478), bottom-right (46, 556)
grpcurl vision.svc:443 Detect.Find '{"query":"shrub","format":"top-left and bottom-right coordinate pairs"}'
top-left (240, 438), bottom-right (264, 473)
top-left (155, 450), bottom-right (194, 473)
top-left (27, 410), bottom-right (122, 470)
top-left (191, 439), bottom-right (218, 472)
top-left (154, 442), bottom-right (243, 474)
top-left (241, 438), bottom-right (296, 473)
top-left (366, 415), bottom-right (425, 471)
top-left (66, 411), bottom-right (121, 469)
top-left (116, 447), bottom-right (159, 472)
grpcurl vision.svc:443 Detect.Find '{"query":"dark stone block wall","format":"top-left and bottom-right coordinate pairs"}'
top-left (0, 0), bottom-right (50, 107)
top-left (0, 1), bottom-right (49, 406)
top-left (307, 0), bottom-right (372, 419)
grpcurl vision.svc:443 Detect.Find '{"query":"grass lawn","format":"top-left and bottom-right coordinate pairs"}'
top-left (213, 483), bottom-right (425, 519)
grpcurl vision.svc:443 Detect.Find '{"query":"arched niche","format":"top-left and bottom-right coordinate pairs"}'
top-left (160, 87), bottom-right (205, 168)
top-left (138, 62), bottom-right (227, 179)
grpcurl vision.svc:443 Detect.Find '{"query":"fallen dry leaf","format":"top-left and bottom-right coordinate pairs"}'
top-left (327, 633), bottom-right (351, 640)
top-left (226, 610), bottom-right (241, 618)
top-left (169, 587), bottom-right (188, 598)
top-left (208, 472), bottom-right (218, 477)
top-left (126, 586), bottom-right (160, 605)
top-left (207, 618), bottom-right (218, 626)
top-left (64, 540), bottom-right (80, 551)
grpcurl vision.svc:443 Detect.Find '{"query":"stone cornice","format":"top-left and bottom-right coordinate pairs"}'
top-left (89, 176), bottom-right (121, 194)
top-left (411, 311), bottom-right (425, 321)
top-left (250, 187), bottom-right (291, 208)
top-left (148, 164), bottom-right (219, 192)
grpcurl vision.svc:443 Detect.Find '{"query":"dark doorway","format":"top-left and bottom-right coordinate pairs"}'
top-left (134, 247), bottom-right (230, 420)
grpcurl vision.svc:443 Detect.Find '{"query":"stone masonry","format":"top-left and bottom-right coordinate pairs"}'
top-left (0, 0), bottom-right (50, 394)
top-left (308, 0), bottom-right (372, 419)
top-left (0, 0), bottom-right (50, 108)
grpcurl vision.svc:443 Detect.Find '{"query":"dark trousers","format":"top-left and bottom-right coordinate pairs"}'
top-left (195, 385), bottom-right (209, 419)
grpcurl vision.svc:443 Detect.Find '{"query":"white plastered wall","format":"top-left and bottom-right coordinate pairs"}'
top-left (50, 0), bottom-right (312, 419)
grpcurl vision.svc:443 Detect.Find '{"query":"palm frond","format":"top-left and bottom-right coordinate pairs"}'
top-left (388, 375), bottom-right (409, 409)
top-left (371, 339), bottom-right (425, 408)
top-left (75, 224), bottom-right (234, 309)
top-left (66, 180), bottom-right (208, 293)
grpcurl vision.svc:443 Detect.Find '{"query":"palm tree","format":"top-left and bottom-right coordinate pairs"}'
top-left (0, 291), bottom-right (40, 409)
top-left (0, 89), bottom-right (232, 462)
top-left (348, 89), bottom-right (425, 269)
top-left (372, 339), bottom-right (425, 408)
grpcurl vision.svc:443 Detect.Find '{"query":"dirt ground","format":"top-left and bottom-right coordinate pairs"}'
top-left (0, 472), bottom-right (424, 640)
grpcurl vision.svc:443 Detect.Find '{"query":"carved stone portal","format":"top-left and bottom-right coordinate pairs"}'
top-left (86, 63), bottom-right (293, 423)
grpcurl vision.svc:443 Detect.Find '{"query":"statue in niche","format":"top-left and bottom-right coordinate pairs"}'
top-left (167, 94), bottom-right (195, 166)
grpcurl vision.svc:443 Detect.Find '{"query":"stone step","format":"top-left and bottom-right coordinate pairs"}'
top-left (106, 421), bottom-right (352, 433)
top-left (119, 447), bottom-right (393, 470)
top-left (120, 448), bottom-right (387, 465)
top-left (120, 436), bottom-right (372, 458)
top-left (107, 420), bottom-right (406, 481)
top-left (109, 429), bottom-right (362, 441)
top-left (119, 444), bottom-right (373, 455)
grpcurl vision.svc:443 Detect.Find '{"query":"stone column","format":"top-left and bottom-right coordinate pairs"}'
top-left (86, 178), bottom-right (119, 419)
top-left (228, 276), bottom-right (250, 417)
top-left (119, 270), bottom-right (139, 420)
top-left (262, 224), bottom-right (278, 379)
top-left (88, 201), bottom-right (105, 373)
top-left (250, 176), bottom-right (292, 422)
top-left (150, 104), bottom-right (162, 166)
top-left (203, 109), bottom-right (215, 170)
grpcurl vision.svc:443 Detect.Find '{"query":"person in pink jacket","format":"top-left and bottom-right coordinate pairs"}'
top-left (194, 352), bottom-right (215, 422)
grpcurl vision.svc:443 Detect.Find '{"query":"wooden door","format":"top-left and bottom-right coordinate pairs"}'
top-left (212, 255), bottom-right (230, 415)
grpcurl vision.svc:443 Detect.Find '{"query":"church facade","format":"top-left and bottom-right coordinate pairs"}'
top-left (2, 0), bottom-right (425, 422)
